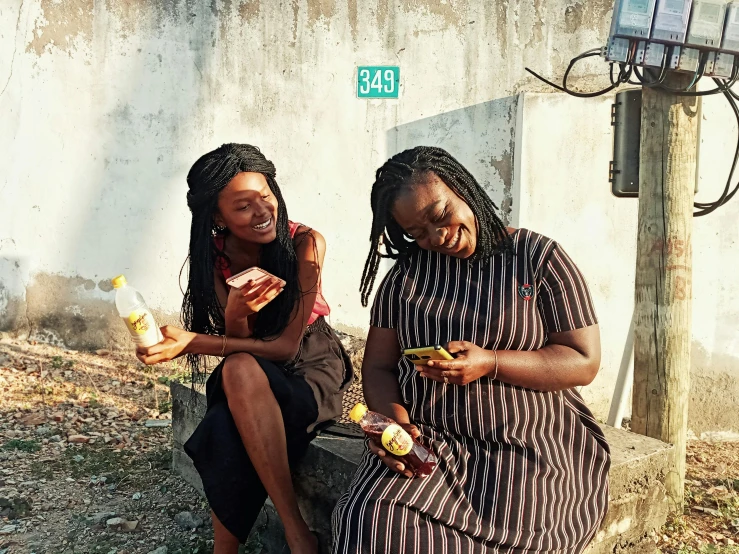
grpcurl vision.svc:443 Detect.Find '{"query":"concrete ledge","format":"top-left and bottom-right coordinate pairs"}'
top-left (171, 381), bottom-right (672, 553)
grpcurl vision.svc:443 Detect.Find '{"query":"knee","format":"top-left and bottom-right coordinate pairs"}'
top-left (221, 353), bottom-right (269, 400)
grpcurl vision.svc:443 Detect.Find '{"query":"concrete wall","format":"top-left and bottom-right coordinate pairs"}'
top-left (0, 0), bottom-right (737, 434)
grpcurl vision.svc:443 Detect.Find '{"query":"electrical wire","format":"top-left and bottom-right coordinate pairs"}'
top-left (693, 82), bottom-right (739, 216)
top-left (655, 60), bottom-right (738, 97)
top-left (525, 45), bottom-right (631, 98)
top-left (527, 44), bottom-right (739, 216)
top-left (634, 53), bottom-right (669, 88)
top-left (657, 51), bottom-right (707, 93)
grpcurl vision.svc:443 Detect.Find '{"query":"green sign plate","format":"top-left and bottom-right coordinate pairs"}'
top-left (357, 66), bottom-right (400, 99)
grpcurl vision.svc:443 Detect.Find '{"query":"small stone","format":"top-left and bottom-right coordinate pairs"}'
top-left (147, 548), bottom-right (168, 554)
top-left (89, 511), bottom-right (117, 525)
top-left (20, 414), bottom-right (45, 426)
top-left (67, 435), bottom-right (90, 443)
top-left (132, 492), bottom-right (142, 500)
top-left (174, 511), bottom-right (203, 530)
top-left (73, 455), bottom-right (85, 462)
top-left (52, 413), bottom-right (64, 422)
top-left (0, 524), bottom-right (17, 535)
top-left (120, 520), bottom-right (138, 532)
top-left (106, 517), bottom-right (126, 528)
top-left (145, 419), bottom-right (171, 428)
top-left (726, 538), bottom-right (735, 546)
top-left (95, 349), bottom-right (111, 356)
top-left (48, 435), bottom-right (62, 443)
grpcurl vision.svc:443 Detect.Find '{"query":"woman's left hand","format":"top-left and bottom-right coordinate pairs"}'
top-left (136, 325), bottom-right (197, 365)
top-left (421, 341), bottom-right (496, 386)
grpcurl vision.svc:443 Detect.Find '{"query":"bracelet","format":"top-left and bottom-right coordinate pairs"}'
top-left (220, 335), bottom-right (227, 357)
top-left (492, 350), bottom-right (499, 381)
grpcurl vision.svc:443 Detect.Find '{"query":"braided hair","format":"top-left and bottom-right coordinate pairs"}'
top-left (182, 143), bottom-right (300, 378)
top-left (360, 146), bottom-right (514, 306)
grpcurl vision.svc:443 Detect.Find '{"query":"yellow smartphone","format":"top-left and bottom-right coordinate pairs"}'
top-left (402, 345), bottom-right (454, 366)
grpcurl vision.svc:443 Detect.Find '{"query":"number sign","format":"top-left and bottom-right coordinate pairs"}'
top-left (357, 66), bottom-right (400, 99)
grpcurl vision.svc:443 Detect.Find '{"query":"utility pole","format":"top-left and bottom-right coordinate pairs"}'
top-left (632, 74), bottom-right (698, 511)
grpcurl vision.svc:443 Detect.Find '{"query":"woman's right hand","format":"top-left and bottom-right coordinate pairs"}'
top-left (368, 423), bottom-right (422, 478)
top-left (225, 277), bottom-right (284, 321)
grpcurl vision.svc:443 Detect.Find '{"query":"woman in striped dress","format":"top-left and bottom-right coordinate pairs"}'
top-left (332, 147), bottom-right (610, 554)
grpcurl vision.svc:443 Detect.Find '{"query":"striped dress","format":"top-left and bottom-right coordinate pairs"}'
top-left (332, 229), bottom-right (610, 554)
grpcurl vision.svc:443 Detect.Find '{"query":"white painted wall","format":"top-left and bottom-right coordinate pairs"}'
top-left (0, 0), bottom-right (611, 332)
top-left (0, 0), bottom-right (737, 431)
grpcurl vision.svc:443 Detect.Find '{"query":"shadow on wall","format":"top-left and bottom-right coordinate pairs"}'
top-left (386, 96), bottom-right (521, 226)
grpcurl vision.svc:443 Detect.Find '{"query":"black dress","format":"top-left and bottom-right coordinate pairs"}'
top-left (185, 316), bottom-right (353, 542)
top-left (332, 229), bottom-right (610, 554)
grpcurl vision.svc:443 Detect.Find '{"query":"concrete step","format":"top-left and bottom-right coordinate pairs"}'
top-left (171, 381), bottom-right (672, 553)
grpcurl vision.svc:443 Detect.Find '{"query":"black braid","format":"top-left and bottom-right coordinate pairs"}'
top-left (360, 146), bottom-right (514, 307)
top-left (182, 143), bottom-right (300, 382)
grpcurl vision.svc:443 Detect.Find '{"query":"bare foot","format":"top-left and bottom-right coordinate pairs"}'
top-left (286, 530), bottom-right (318, 554)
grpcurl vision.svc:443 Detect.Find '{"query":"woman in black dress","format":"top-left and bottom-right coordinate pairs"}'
top-left (137, 144), bottom-right (352, 554)
top-left (332, 146), bottom-right (610, 554)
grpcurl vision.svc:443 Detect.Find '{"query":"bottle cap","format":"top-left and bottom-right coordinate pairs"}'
top-left (111, 275), bottom-right (127, 289)
top-left (349, 403), bottom-right (368, 423)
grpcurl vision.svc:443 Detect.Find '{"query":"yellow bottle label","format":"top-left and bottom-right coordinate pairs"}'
top-left (381, 424), bottom-right (413, 456)
top-left (126, 310), bottom-right (154, 336)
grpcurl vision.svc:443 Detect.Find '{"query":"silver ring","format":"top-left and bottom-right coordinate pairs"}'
top-left (443, 376), bottom-right (449, 385)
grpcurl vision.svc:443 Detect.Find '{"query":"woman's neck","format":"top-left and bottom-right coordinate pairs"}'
top-left (223, 233), bottom-right (262, 269)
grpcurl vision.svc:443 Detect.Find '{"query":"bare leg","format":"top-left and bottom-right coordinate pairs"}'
top-left (221, 353), bottom-right (317, 554)
top-left (213, 511), bottom-right (240, 554)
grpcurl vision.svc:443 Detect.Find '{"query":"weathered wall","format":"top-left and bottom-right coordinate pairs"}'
top-left (0, 0), bottom-right (611, 339)
top-left (1, 0), bottom-right (737, 433)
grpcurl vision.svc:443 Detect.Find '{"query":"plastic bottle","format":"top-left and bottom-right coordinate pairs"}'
top-left (112, 275), bottom-right (163, 348)
top-left (349, 403), bottom-right (438, 478)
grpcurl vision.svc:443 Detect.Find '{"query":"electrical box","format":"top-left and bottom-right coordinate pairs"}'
top-left (607, 0), bottom-right (658, 62)
top-left (668, 45), bottom-right (683, 67)
top-left (607, 38), bottom-right (632, 62)
top-left (634, 40), bottom-right (650, 63)
top-left (610, 89), bottom-right (701, 198)
top-left (721, 2), bottom-right (739, 53)
top-left (652, 0), bottom-right (694, 43)
top-left (610, 90), bottom-right (641, 198)
top-left (686, 0), bottom-right (729, 48)
top-left (705, 51), bottom-right (736, 75)
top-left (610, 0), bottom-right (659, 38)
top-left (644, 42), bottom-right (668, 65)
top-left (677, 46), bottom-right (701, 70)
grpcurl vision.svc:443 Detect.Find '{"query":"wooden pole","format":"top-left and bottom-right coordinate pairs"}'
top-left (632, 74), bottom-right (698, 511)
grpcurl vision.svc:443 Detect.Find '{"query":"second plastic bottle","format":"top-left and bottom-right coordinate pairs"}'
top-left (349, 403), bottom-right (437, 478)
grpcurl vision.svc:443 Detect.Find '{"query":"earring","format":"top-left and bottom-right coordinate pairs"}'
top-left (213, 224), bottom-right (227, 234)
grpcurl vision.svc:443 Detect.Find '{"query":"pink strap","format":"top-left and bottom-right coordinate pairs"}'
top-left (214, 222), bottom-right (330, 323)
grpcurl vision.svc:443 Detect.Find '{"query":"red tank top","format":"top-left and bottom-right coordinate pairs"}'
top-left (214, 221), bottom-right (330, 325)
